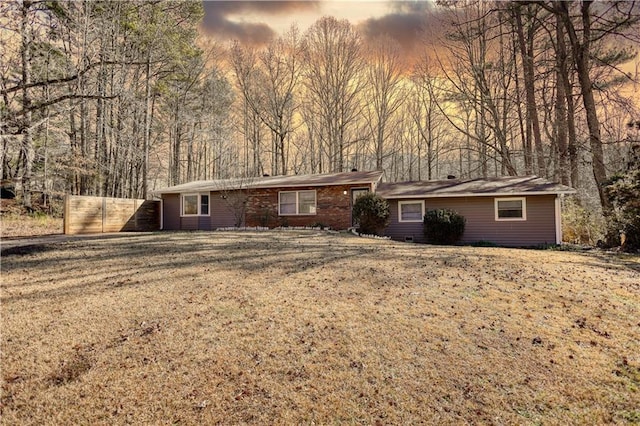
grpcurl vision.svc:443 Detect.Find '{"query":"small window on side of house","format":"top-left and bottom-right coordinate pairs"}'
top-left (181, 193), bottom-right (210, 216)
top-left (399, 200), bottom-right (425, 222)
top-left (200, 194), bottom-right (209, 216)
top-left (182, 194), bottom-right (198, 216)
top-left (495, 197), bottom-right (526, 221)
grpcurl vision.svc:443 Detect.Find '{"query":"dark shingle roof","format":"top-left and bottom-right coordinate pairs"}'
top-left (153, 170), bottom-right (384, 194)
top-left (376, 176), bottom-right (575, 199)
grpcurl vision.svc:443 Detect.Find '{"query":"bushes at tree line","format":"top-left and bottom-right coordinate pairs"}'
top-left (423, 209), bottom-right (466, 245)
top-left (562, 197), bottom-right (605, 246)
top-left (352, 193), bottom-right (390, 236)
top-left (604, 143), bottom-right (640, 252)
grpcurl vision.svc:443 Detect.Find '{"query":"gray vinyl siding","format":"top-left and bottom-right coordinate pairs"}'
top-left (162, 194), bottom-right (181, 230)
top-left (180, 216), bottom-right (200, 230)
top-left (162, 191), bottom-right (238, 230)
top-left (385, 195), bottom-right (557, 247)
top-left (209, 191), bottom-right (241, 228)
top-left (200, 216), bottom-right (212, 230)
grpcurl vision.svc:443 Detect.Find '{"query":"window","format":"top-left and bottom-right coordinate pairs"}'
top-left (495, 197), bottom-right (526, 221)
top-left (200, 194), bottom-right (209, 215)
top-left (298, 190), bottom-right (316, 214)
top-left (279, 190), bottom-right (317, 215)
top-left (279, 192), bottom-right (297, 215)
top-left (399, 200), bottom-right (425, 222)
top-left (181, 193), bottom-right (210, 216)
top-left (183, 195), bottom-right (198, 215)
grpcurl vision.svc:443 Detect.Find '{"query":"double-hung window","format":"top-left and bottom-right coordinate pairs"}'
top-left (495, 197), bottom-right (526, 221)
top-left (398, 200), bottom-right (425, 222)
top-left (279, 190), bottom-right (316, 215)
top-left (181, 193), bottom-right (210, 216)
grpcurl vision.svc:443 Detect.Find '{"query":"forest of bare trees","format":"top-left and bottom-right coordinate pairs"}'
top-left (2, 0), bottom-right (639, 238)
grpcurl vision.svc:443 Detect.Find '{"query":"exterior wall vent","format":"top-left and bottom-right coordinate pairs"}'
top-left (405, 236), bottom-right (414, 243)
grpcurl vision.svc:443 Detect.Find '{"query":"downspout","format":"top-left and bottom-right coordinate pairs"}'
top-left (160, 197), bottom-right (164, 230)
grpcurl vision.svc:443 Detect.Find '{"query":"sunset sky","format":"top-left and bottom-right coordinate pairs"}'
top-left (199, 0), bottom-right (438, 57)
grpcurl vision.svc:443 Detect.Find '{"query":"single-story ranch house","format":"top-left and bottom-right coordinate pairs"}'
top-left (155, 171), bottom-right (384, 231)
top-left (153, 171), bottom-right (575, 247)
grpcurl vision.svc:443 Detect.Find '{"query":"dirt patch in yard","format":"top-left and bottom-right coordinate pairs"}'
top-left (1, 231), bottom-right (639, 424)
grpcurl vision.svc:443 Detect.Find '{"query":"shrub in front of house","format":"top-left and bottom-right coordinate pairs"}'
top-left (352, 192), bottom-right (390, 236)
top-left (423, 209), bottom-right (466, 245)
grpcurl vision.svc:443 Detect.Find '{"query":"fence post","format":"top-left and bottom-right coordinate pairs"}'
top-left (63, 194), bottom-right (70, 234)
top-left (101, 197), bottom-right (106, 233)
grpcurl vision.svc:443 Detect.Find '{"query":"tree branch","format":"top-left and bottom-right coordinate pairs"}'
top-left (12, 94), bottom-right (118, 117)
top-left (1, 60), bottom-right (160, 96)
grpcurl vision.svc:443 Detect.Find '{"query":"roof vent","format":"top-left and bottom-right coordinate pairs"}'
top-left (447, 175), bottom-right (456, 179)
top-left (351, 168), bottom-right (358, 172)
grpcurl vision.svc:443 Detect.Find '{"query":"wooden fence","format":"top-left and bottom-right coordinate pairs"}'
top-left (63, 195), bottom-right (160, 234)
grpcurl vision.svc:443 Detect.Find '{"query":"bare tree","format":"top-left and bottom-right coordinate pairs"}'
top-left (538, 0), bottom-right (640, 211)
top-left (230, 26), bottom-right (303, 176)
top-left (553, 12), bottom-right (571, 186)
top-left (411, 59), bottom-right (451, 180)
top-left (302, 16), bottom-right (364, 172)
top-left (512, 2), bottom-right (545, 176)
top-left (433, 1), bottom-right (518, 176)
top-left (363, 35), bottom-right (405, 171)
top-left (19, 0), bottom-right (34, 207)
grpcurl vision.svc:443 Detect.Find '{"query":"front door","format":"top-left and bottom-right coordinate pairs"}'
top-left (351, 188), bottom-right (369, 226)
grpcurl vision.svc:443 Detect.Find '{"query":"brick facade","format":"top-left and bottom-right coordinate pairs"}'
top-left (244, 184), bottom-right (370, 230)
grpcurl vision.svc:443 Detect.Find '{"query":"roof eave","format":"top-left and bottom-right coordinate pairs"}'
top-left (380, 190), bottom-right (577, 199)
top-left (154, 176), bottom-right (383, 195)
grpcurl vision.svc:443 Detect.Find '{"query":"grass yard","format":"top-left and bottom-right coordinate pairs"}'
top-left (1, 231), bottom-right (639, 425)
top-left (1, 198), bottom-right (63, 238)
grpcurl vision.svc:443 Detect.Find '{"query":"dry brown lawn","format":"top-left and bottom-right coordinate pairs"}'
top-left (1, 214), bottom-right (62, 239)
top-left (1, 197), bottom-right (63, 239)
top-left (1, 231), bottom-right (639, 425)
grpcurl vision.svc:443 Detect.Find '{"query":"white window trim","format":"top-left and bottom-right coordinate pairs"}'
top-left (278, 190), bottom-right (317, 216)
top-left (555, 196), bottom-right (562, 244)
top-left (181, 193), bottom-right (210, 217)
top-left (398, 200), bottom-right (425, 223)
top-left (495, 197), bottom-right (527, 221)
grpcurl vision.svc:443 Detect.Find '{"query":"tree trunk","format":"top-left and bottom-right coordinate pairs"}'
top-left (142, 54), bottom-right (152, 198)
top-left (559, 1), bottom-right (611, 211)
top-left (512, 36), bottom-right (531, 175)
top-left (514, 4), bottom-right (545, 177)
top-left (554, 15), bottom-right (579, 187)
top-left (555, 14), bottom-right (570, 186)
top-left (20, 0), bottom-right (34, 208)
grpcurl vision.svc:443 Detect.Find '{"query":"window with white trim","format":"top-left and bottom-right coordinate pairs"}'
top-left (279, 190), bottom-right (317, 215)
top-left (495, 197), bottom-right (526, 221)
top-left (181, 193), bottom-right (210, 216)
top-left (399, 200), bottom-right (425, 222)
